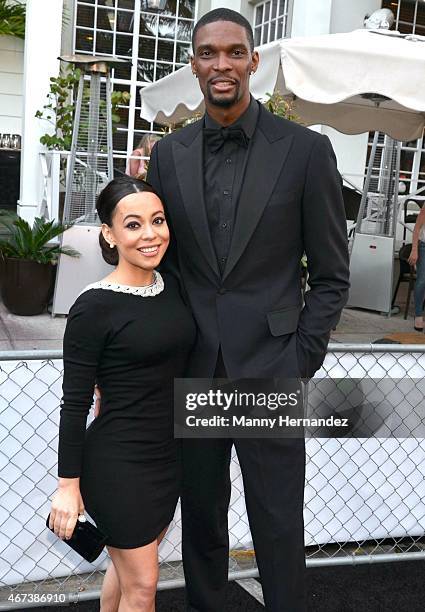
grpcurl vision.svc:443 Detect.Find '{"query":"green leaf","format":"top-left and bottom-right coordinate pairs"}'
top-left (0, 211), bottom-right (79, 263)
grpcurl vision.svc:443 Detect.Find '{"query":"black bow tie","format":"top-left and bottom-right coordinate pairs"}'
top-left (203, 126), bottom-right (249, 153)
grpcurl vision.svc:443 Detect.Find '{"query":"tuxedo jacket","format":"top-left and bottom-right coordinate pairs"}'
top-left (147, 102), bottom-right (350, 379)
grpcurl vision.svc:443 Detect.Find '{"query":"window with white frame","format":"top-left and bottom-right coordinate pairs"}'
top-left (253, 0), bottom-right (291, 46)
top-left (73, 0), bottom-right (197, 171)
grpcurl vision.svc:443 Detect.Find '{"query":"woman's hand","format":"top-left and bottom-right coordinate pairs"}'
top-left (49, 478), bottom-right (84, 540)
top-left (408, 247), bottom-right (418, 267)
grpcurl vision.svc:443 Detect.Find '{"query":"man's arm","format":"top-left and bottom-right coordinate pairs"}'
top-left (296, 134), bottom-right (350, 377)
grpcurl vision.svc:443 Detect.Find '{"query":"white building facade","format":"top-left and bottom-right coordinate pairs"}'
top-left (1, 0), bottom-right (425, 221)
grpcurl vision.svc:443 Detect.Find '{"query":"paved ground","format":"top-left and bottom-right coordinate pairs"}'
top-left (20, 561), bottom-right (425, 612)
top-left (0, 279), bottom-right (423, 351)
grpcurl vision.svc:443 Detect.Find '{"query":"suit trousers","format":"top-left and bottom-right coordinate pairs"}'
top-left (181, 352), bottom-right (307, 612)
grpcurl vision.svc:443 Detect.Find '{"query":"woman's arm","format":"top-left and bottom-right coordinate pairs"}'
top-left (50, 293), bottom-right (108, 539)
top-left (408, 206), bottom-right (425, 266)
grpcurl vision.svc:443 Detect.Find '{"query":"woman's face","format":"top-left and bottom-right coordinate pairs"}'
top-left (102, 191), bottom-right (169, 273)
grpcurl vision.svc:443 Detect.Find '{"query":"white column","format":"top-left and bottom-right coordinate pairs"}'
top-left (19, 0), bottom-right (63, 223)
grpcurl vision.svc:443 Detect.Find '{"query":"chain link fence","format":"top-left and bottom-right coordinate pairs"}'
top-left (1, 344), bottom-right (425, 608)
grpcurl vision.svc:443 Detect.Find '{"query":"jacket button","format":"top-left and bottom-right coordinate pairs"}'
top-left (218, 287), bottom-right (227, 295)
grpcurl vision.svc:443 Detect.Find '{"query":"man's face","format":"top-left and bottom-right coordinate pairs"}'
top-left (191, 21), bottom-right (259, 108)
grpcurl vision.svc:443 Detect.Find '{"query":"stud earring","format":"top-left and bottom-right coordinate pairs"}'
top-left (109, 243), bottom-right (114, 249)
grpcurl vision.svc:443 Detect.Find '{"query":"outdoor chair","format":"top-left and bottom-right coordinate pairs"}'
top-left (392, 243), bottom-right (415, 319)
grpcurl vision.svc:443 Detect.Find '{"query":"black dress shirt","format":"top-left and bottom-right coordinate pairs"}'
top-left (203, 95), bottom-right (259, 275)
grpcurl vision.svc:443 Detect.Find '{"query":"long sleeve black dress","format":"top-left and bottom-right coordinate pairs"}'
top-left (58, 272), bottom-right (196, 548)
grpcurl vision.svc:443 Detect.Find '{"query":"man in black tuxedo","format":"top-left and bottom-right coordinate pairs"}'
top-left (147, 8), bottom-right (349, 611)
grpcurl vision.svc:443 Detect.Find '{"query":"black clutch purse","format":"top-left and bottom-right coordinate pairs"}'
top-left (46, 513), bottom-right (108, 563)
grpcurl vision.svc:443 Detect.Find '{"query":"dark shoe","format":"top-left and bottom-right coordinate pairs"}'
top-left (414, 325), bottom-right (424, 332)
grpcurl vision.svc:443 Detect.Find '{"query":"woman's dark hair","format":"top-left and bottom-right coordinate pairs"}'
top-left (96, 176), bottom-right (159, 266)
top-left (192, 8), bottom-right (254, 53)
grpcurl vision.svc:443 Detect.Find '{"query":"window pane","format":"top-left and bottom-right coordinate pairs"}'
top-left (97, 7), bottom-right (114, 31)
top-left (139, 36), bottom-right (156, 59)
top-left (115, 33), bottom-right (133, 55)
top-left (254, 26), bottom-right (261, 47)
top-left (143, 0), bottom-right (176, 17)
top-left (113, 82), bottom-right (131, 103)
top-left (155, 63), bottom-right (173, 80)
top-left (163, 0), bottom-right (177, 17)
top-left (262, 22), bottom-right (269, 44)
top-left (269, 20), bottom-right (276, 41)
top-left (137, 60), bottom-right (155, 82)
top-left (158, 17), bottom-right (176, 39)
top-left (96, 31), bottom-right (114, 53)
top-left (140, 12), bottom-right (158, 36)
top-left (264, 1), bottom-right (271, 22)
top-left (400, 149), bottom-right (414, 179)
top-left (178, 0), bottom-right (195, 19)
top-left (115, 106), bottom-right (129, 128)
top-left (114, 156), bottom-right (126, 174)
top-left (77, 5), bottom-right (95, 28)
top-left (113, 129), bottom-right (128, 152)
top-left (75, 29), bottom-right (94, 53)
top-left (177, 19), bottom-right (192, 42)
top-left (134, 113), bottom-right (151, 131)
top-left (113, 60), bottom-right (132, 80)
top-left (255, 5), bottom-right (263, 26)
top-left (279, 0), bottom-right (286, 16)
top-left (176, 43), bottom-right (190, 63)
top-left (118, 0), bottom-right (135, 8)
top-left (276, 18), bottom-right (283, 39)
top-left (157, 39), bottom-right (174, 62)
top-left (116, 10), bottom-right (134, 33)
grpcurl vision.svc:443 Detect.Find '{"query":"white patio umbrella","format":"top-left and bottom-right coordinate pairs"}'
top-left (140, 29), bottom-right (425, 141)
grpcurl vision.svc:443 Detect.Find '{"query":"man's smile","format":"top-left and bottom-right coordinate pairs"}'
top-left (210, 78), bottom-right (237, 92)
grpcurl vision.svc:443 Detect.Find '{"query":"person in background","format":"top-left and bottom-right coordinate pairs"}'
top-left (408, 204), bottom-right (425, 331)
top-left (126, 134), bottom-right (161, 180)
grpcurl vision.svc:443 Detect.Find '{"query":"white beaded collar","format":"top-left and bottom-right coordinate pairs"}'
top-left (79, 270), bottom-right (164, 297)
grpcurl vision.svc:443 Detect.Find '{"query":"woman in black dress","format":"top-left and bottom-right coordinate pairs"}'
top-left (49, 177), bottom-right (196, 611)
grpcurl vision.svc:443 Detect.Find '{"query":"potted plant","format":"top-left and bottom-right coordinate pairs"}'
top-left (0, 212), bottom-right (79, 315)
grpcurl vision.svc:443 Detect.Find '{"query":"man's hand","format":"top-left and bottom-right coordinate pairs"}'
top-left (94, 385), bottom-right (101, 418)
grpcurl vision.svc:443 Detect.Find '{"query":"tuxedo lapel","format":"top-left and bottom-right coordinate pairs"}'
top-left (172, 127), bottom-right (220, 279)
top-left (222, 112), bottom-right (294, 281)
